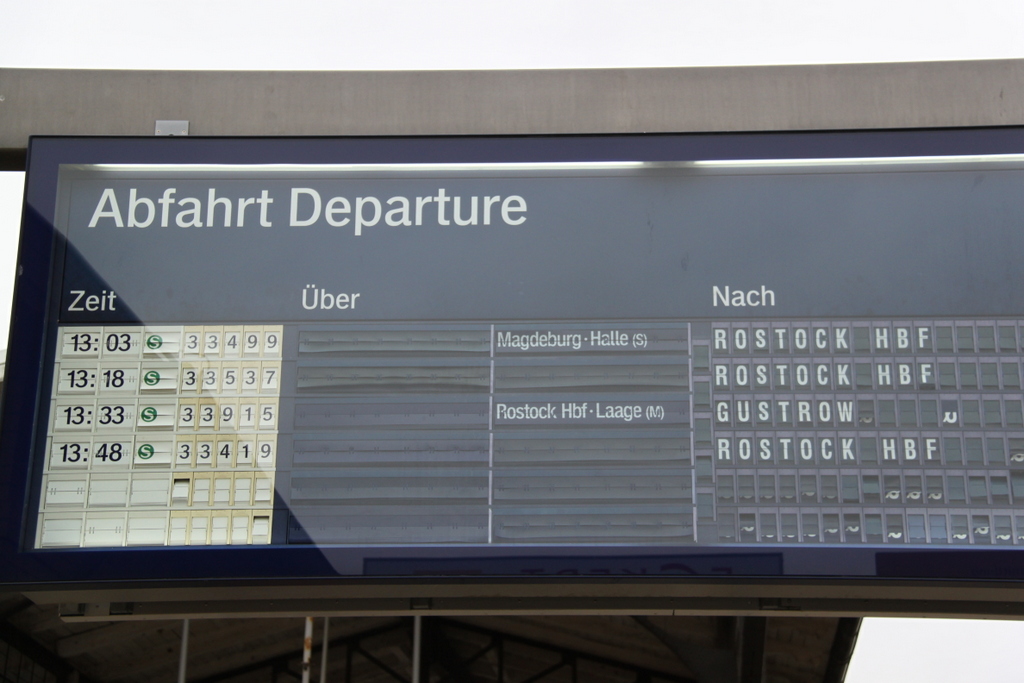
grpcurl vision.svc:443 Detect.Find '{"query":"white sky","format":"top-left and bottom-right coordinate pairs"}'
top-left (3, 1), bottom-right (1024, 679)
top-left (846, 617), bottom-right (1024, 681)
top-left (0, 173), bottom-right (22, 353)
top-left (2, 0), bottom-right (1023, 70)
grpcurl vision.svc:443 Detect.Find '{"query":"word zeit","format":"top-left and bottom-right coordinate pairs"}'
top-left (87, 188), bottom-right (528, 236)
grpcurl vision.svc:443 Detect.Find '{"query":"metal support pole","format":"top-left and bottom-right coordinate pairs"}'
top-left (319, 617), bottom-right (330, 683)
top-left (177, 618), bottom-right (190, 683)
top-left (412, 616), bottom-right (422, 683)
top-left (497, 636), bottom-right (504, 683)
top-left (737, 616), bottom-right (767, 683)
top-left (302, 617), bottom-right (314, 683)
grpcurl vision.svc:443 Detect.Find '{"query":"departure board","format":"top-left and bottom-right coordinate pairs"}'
top-left (6, 132), bottom-right (1024, 587)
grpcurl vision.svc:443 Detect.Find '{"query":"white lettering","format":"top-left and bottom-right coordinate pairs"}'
top-left (800, 438), bottom-right (814, 460)
top-left (896, 327), bottom-right (910, 349)
top-left (88, 189), bottom-right (124, 227)
top-left (779, 438), bottom-right (792, 460)
top-left (435, 188), bottom-right (451, 225)
top-left (237, 197), bottom-right (255, 226)
top-left (325, 197), bottom-right (351, 227)
top-left (453, 196), bottom-right (478, 226)
top-left (918, 326), bottom-right (931, 350)
top-left (821, 438), bottom-right (833, 460)
top-left (717, 438), bottom-right (731, 461)
top-left (501, 195), bottom-right (527, 225)
top-left (712, 286), bottom-right (775, 306)
top-left (834, 327), bottom-right (849, 349)
top-left (158, 188), bottom-right (176, 227)
top-left (882, 438), bottom-right (897, 460)
top-left (257, 190), bottom-right (273, 227)
top-left (207, 188), bottom-right (232, 227)
top-left (794, 328), bottom-right (808, 349)
top-left (176, 197), bottom-right (202, 228)
top-left (815, 328), bottom-right (828, 350)
top-left (904, 438), bottom-right (918, 460)
top-left (484, 196), bottom-right (501, 225)
top-left (355, 197), bottom-right (382, 236)
top-left (738, 438), bottom-right (752, 460)
top-left (875, 327), bottom-right (889, 350)
top-left (920, 363), bottom-right (933, 385)
top-left (128, 189), bottom-right (155, 228)
top-left (842, 438), bottom-right (855, 460)
top-left (386, 197), bottom-right (412, 226)
top-left (290, 188), bottom-right (321, 227)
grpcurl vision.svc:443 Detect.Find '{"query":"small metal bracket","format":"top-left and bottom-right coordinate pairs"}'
top-left (59, 602), bottom-right (112, 618)
top-left (155, 120), bottom-right (189, 136)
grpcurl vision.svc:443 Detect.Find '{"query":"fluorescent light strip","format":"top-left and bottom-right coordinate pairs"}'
top-left (692, 153), bottom-right (1024, 168)
top-left (84, 161), bottom-right (647, 172)
top-left (82, 153), bottom-right (1024, 173)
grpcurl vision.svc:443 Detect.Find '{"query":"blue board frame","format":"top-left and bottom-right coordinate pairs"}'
top-left (6, 128), bottom-right (1024, 593)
